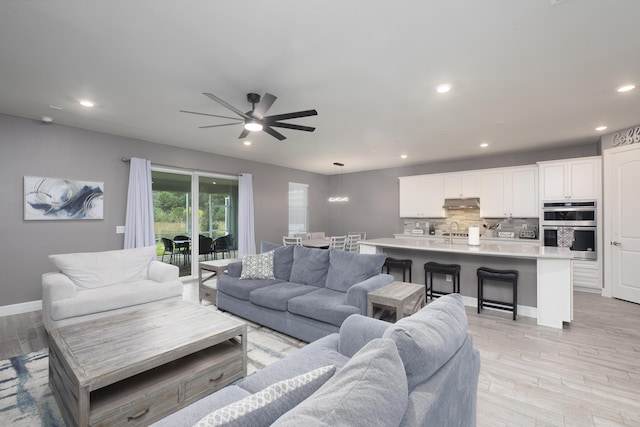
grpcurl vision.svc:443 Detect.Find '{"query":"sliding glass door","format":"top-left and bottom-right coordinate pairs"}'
top-left (152, 168), bottom-right (238, 278)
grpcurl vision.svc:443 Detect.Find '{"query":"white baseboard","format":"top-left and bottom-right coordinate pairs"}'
top-left (0, 300), bottom-right (42, 317)
top-left (460, 295), bottom-right (537, 319)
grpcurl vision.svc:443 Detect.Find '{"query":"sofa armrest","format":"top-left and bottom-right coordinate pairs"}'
top-left (148, 260), bottom-right (179, 282)
top-left (226, 261), bottom-right (243, 278)
top-left (337, 314), bottom-right (389, 357)
top-left (346, 273), bottom-right (394, 315)
top-left (42, 272), bottom-right (77, 302)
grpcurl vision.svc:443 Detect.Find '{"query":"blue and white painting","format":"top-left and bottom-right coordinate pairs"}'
top-left (24, 176), bottom-right (104, 220)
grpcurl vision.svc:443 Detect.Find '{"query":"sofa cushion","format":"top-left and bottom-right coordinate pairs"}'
top-left (240, 250), bottom-right (275, 280)
top-left (49, 246), bottom-right (156, 289)
top-left (50, 279), bottom-right (182, 321)
top-left (272, 338), bottom-right (408, 427)
top-left (325, 249), bottom-right (387, 292)
top-left (261, 243), bottom-right (295, 281)
top-left (217, 276), bottom-right (284, 301)
top-left (287, 288), bottom-right (359, 327)
top-left (194, 365), bottom-right (336, 427)
top-left (250, 282), bottom-right (317, 311)
top-left (382, 293), bottom-right (468, 390)
top-left (289, 246), bottom-right (330, 287)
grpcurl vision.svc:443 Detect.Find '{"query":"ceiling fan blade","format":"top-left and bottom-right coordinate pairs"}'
top-left (238, 128), bottom-right (250, 139)
top-left (252, 93), bottom-right (277, 119)
top-left (268, 122), bottom-right (316, 132)
top-left (203, 93), bottom-right (250, 119)
top-left (180, 110), bottom-right (243, 121)
top-left (264, 109), bottom-right (318, 122)
top-left (262, 125), bottom-right (287, 141)
top-left (199, 122), bottom-right (242, 129)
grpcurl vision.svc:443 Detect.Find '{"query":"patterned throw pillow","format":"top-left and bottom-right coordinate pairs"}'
top-left (194, 365), bottom-right (336, 427)
top-left (240, 250), bottom-right (275, 280)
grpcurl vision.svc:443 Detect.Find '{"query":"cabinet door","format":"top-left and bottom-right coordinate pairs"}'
top-left (399, 175), bottom-right (445, 218)
top-left (540, 163), bottom-right (566, 200)
top-left (443, 173), bottom-right (479, 198)
top-left (479, 171), bottom-right (506, 217)
top-left (422, 174), bottom-right (445, 217)
top-left (399, 176), bottom-right (424, 217)
top-left (509, 167), bottom-right (538, 217)
top-left (568, 160), bottom-right (599, 199)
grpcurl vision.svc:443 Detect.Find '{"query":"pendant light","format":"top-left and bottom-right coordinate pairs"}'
top-left (328, 162), bottom-right (349, 202)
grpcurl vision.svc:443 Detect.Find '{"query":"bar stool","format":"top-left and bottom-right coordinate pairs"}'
top-left (423, 262), bottom-right (461, 299)
top-left (383, 258), bottom-right (412, 282)
top-left (476, 267), bottom-right (519, 320)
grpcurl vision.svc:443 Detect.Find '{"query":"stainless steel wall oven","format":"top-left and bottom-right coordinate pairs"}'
top-left (541, 201), bottom-right (597, 260)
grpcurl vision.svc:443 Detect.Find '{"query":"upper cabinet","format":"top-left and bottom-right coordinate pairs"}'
top-left (538, 157), bottom-right (601, 201)
top-left (479, 166), bottom-right (538, 218)
top-left (443, 173), bottom-right (480, 198)
top-left (399, 174), bottom-right (445, 218)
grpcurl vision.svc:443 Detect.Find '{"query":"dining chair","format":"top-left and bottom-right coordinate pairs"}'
top-left (213, 235), bottom-right (232, 259)
top-left (290, 232), bottom-right (309, 240)
top-left (283, 236), bottom-right (302, 246)
top-left (173, 235), bottom-right (191, 265)
top-left (345, 234), bottom-right (361, 253)
top-left (348, 231), bottom-right (367, 240)
top-left (309, 232), bottom-right (326, 239)
top-left (161, 238), bottom-right (178, 264)
top-left (329, 235), bottom-right (347, 250)
top-left (199, 235), bottom-right (214, 261)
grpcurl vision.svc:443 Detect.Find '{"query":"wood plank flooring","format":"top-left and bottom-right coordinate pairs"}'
top-left (1, 288), bottom-right (638, 426)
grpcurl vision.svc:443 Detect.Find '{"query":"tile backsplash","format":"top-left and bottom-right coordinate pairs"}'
top-left (403, 209), bottom-right (539, 237)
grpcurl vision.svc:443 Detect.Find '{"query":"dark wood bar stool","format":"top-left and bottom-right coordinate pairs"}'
top-left (423, 262), bottom-right (461, 299)
top-left (383, 258), bottom-right (413, 282)
top-left (476, 267), bottom-right (519, 320)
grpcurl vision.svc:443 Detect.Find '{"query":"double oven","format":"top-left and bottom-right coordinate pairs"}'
top-left (541, 201), bottom-right (597, 260)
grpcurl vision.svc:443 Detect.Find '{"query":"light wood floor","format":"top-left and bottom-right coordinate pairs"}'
top-left (1, 288), bottom-right (638, 426)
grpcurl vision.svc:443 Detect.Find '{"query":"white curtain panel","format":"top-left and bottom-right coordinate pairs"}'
top-left (238, 173), bottom-right (256, 257)
top-left (124, 158), bottom-right (156, 250)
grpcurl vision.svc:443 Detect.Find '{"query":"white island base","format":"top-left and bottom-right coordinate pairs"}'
top-left (360, 238), bottom-right (573, 329)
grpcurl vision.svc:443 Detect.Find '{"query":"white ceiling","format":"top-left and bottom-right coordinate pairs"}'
top-left (1, 1), bottom-right (639, 175)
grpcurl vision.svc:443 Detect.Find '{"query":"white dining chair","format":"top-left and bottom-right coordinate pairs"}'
top-left (309, 232), bottom-right (326, 239)
top-left (347, 231), bottom-right (366, 240)
top-left (345, 235), bottom-right (361, 253)
top-left (290, 232), bottom-right (309, 240)
top-left (283, 236), bottom-right (302, 246)
top-left (329, 235), bottom-right (347, 250)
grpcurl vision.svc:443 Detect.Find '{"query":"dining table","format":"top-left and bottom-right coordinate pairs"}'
top-left (301, 238), bottom-right (331, 249)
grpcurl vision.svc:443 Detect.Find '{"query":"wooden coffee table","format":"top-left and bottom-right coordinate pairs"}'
top-left (367, 281), bottom-right (426, 321)
top-left (48, 300), bottom-right (247, 427)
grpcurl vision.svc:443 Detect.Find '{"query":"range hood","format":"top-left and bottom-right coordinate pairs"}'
top-left (442, 197), bottom-right (480, 209)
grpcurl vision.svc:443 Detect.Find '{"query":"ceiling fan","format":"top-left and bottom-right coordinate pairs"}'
top-left (180, 92), bottom-right (317, 141)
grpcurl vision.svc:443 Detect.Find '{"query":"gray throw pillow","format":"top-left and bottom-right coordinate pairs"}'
top-left (260, 241), bottom-right (294, 281)
top-left (325, 249), bottom-right (387, 292)
top-left (289, 245), bottom-right (330, 287)
top-left (382, 293), bottom-right (468, 390)
top-left (273, 338), bottom-right (408, 427)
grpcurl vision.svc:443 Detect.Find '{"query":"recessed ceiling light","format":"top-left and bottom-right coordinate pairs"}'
top-left (617, 84), bottom-right (635, 93)
top-left (243, 141), bottom-right (252, 146)
top-left (48, 105), bottom-right (63, 110)
top-left (480, 143), bottom-right (489, 148)
top-left (595, 126), bottom-right (608, 131)
top-left (79, 100), bottom-right (95, 107)
top-left (400, 154), bottom-right (408, 159)
top-left (436, 84), bottom-right (452, 94)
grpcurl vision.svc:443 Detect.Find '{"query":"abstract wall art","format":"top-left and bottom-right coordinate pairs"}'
top-left (24, 176), bottom-right (104, 220)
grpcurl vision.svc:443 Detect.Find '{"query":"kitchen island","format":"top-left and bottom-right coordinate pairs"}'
top-left (360, 237), bottom-right (573, 329)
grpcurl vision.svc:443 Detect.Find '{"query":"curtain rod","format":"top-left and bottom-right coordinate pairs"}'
top-left (121, 157), bottom-right (242, 176)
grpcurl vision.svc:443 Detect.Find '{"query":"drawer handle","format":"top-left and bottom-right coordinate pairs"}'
top-left (210, 373), bottom-right (224, 383)
top-left (127, 408), bottom-right (150, 421)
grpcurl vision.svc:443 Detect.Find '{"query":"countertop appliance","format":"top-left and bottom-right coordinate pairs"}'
top-left (541, 200), bottom-right (597, 260)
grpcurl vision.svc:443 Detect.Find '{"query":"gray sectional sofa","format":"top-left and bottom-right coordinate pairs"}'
top-left (153, 294), bottom-right (481, 427)
top-left (216, 242), bottom-right (394, 342)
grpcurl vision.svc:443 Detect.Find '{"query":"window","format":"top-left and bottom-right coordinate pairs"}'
top-left (288, 182), bottom-right (308, 234)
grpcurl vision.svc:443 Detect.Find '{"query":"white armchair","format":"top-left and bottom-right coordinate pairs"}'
top-left (42, 246), bottom-right (183, 331)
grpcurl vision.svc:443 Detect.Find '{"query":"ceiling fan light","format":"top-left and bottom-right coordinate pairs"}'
top-left (244, 121), bottom-right (263, 132)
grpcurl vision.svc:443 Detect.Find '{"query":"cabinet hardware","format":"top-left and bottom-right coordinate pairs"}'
top-left (128, 408), bottom-right (150, 421)
top-left (210, 373), bottom-right (224, 382)
top-left (611, 241), bottom-right (622, 246)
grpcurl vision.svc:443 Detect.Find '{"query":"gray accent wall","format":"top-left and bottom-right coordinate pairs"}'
top-left (0, 113), bottom-right (329, 306)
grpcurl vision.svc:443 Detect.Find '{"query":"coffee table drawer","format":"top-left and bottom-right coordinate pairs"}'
top-left (185, 356), bottom-right (244, 401)
top-left (93, 387), bottom-right (179, 427)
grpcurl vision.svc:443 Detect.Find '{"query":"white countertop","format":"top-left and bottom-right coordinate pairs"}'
top-left (362, 237), bottom-right (572, 260)
top-left (393, 233), bottom-right (540, 244)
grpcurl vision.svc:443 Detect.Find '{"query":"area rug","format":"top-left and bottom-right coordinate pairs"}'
top-left (0, 318), bottom-right (306, 426)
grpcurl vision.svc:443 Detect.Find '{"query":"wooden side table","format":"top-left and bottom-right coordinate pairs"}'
top-left (199, 258), bottom-right (240, 304)
top-left (367, 281), bottom-right (426, 321)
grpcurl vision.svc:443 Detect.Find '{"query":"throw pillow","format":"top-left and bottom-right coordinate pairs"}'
top-left (325, 249), bottom-right (387, 292)
top-left (49, 246), bottom-right (156, 289)
top-left (194, 365), bottom-right (336, 427)
top-left (289, 245), bottom-right (330, 287)
top-left (382, 293), bottom-right (468, 390)
top-left (272, 338), bottom-right (409, 427)
top-left (240, 251), bottom-right (275, 280)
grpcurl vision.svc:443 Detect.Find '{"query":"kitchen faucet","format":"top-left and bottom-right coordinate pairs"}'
top-left (447, 222), bottom-right (460, 246)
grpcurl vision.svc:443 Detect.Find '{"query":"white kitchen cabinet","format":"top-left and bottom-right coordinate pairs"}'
top-left (399, 174), bottom-right (445, 218)
top-left (479, 166), bottom-right (538, 218)
top-left (538, 157), bottom-right (601, 200)
top-left (572, 259), bottom-right (602, 290)
top-left (443, 173), bottom-right (480, 198)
